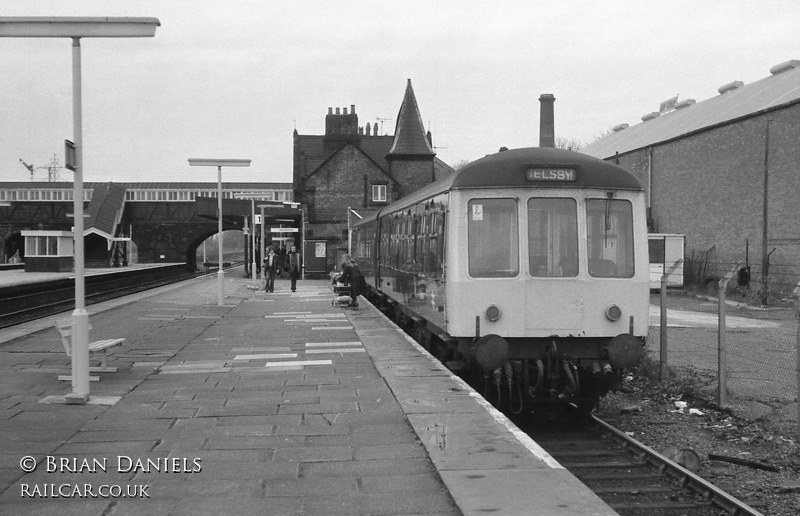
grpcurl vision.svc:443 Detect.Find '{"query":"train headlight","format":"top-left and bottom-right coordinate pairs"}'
top-left (485, 304), bottom-right (501, 322)
top-left (605, 304), bottom-right (622, 321)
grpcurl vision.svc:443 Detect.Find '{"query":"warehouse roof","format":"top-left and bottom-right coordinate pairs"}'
top-left (582, 59), bottom-right (800, 160)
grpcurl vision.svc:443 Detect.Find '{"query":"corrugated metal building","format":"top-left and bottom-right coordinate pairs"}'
top-left (582, 60), bottom-right (800, 299)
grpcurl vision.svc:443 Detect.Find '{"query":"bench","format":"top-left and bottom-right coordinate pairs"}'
top-left (54, 320), bottom-right (125, 381)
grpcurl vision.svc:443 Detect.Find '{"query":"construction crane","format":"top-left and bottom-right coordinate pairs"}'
top-left (18, 155), bottom-right (61, 182)
top-left (18, 159), bottom-right (35, 180)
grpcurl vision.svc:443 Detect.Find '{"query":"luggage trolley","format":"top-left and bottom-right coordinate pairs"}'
top-left (329, 272), bottom-right (352, 307)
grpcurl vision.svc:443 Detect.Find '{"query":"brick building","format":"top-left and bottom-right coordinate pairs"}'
top-left (583, 59), bottom-right (800, 298)
top-left (293, 79), bottom-right (453, 272)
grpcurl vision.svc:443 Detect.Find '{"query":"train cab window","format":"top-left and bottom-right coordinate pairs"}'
top-left (586, 198), bottom-right (635, 278)
top-left (468, 198), bottom-right (519, 277)
top-left (527, 198), bottom-right (578, 277)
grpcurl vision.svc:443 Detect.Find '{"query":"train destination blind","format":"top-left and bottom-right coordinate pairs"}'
top-left (525, 167), bottom-right (577, 182)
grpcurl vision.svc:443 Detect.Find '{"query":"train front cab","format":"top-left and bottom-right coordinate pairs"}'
top-left (444, 185), bottom-right (650, 411)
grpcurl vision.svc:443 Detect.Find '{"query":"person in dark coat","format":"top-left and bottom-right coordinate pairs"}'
top-left (263, 247), bottom-right (277, 292)
top-left (287, 245), bottom-right (301, 292)
top-left (277, 246), bottom-right (286, 277)
top-left (340, 255), bottom-right (366, 307)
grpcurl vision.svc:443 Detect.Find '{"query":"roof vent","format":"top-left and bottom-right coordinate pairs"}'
top-left (641, 112), bottom-right (660, 122)
top-left (717, 81), bottom-right (743, 94)
top-left (769, 59), bottom-right (800, 75)
top-left (674, 99), bottom-right (696, 110)
top-left (612, 123), bottom-right (629, 132)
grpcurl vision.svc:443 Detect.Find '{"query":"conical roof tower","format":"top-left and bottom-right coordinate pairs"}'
top-left (388, 79), bottom-right (435, 157)
top-left (387, 79), bottom-right (435, 197)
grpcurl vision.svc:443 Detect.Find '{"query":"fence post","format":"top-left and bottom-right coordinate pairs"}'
top-left (660, 259), bottom-right (683, 382)
top-left (717, 262), bottom-right (743, 407)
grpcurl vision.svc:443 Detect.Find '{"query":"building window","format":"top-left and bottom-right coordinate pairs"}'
top-left (372, 184), bottom-right (387, 203)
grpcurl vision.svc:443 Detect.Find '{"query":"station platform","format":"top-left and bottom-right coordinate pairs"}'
top-left (0, 269), bottom-right (616, 515)
top-left (0, 262), bottom-right (186, 289)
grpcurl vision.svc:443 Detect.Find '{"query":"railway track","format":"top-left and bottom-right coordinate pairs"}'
top-left (365, 289), bottom-right (770, 515)
top-left (518, 410), bottom-right (765, 516)
top-left (0, 262), bottom-right (242, 329)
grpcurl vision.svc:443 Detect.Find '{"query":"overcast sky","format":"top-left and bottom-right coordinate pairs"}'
top-left (1, 1), bottom-right (796, 184)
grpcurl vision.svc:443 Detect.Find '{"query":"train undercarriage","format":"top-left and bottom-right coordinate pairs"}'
top-left (370, 290), bottom-right (645, 415)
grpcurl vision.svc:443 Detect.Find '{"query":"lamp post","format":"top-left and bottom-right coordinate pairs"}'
top-left (0, 16), bottom-right (159, 405)
top-left (188, 159), bottom-right (251, 306)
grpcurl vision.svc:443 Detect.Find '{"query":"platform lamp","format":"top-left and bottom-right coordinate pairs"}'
top-left (0, 16), bottom-right (159, 405)
top-left (188, 159), bottom-right (251, 306)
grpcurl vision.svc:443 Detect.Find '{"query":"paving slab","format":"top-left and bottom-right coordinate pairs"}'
top-left (0, 269), bottom-right (616, 515)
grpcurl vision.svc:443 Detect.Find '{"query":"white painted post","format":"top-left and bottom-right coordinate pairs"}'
top-left (68, 36), bottom-right (90, 404)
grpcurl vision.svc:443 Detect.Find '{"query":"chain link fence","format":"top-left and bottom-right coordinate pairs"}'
top-left (649, 261), bottom-right (800, 432)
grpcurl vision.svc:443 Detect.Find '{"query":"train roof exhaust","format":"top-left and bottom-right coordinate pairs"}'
top-left (539, 93), bottom-right (555, 148)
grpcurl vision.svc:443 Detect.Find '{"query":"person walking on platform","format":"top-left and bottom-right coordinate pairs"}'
top-left (340, 254), bottom-right (365, 308)
top-left (287, 245), bottom-right (301, 292)
top-left (263, 247), bottom-right (277, 292)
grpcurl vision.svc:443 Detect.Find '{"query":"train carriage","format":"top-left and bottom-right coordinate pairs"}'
top-left (351, 147), bottom-right (649, 411)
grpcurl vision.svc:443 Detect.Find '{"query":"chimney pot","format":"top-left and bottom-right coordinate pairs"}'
top-left (343, 107), bottom-right (348, 115)
top-left (351, 104), bottom-right (356, 114)
top-left (328, 107), bottom-right (333, 115)
top-left (336, 107), bottom-right (340, 114)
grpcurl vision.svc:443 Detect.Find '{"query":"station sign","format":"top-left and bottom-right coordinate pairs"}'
top-left (270, 227), bottom-right (298, 233)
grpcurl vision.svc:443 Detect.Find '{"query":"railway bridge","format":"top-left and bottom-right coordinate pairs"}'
top-left (0, 181), bottom-right (298, 270)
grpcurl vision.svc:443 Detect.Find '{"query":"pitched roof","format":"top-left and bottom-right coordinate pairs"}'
top-left (388, 79), bottom-right (435, 157)
top-left (294, 134), bottom-right (394, 175)
top-left (305, 141), bottom-right (399, 185)
top-left (583, 60), bottom-right (800, 159)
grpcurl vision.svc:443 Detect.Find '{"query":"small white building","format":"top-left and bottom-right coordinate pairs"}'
top-left (649, 233), bottom-right (684, 289)
top-left (21, 230), bottom-right (74, 272)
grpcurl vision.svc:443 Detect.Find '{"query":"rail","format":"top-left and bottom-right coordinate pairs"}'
top-left (590, 413), bottom-right (764, 516)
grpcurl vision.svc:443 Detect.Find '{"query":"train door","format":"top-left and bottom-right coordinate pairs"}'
top-left (524, 195), bottom-right (584, 332)
top-left (303, 240), bottom-right (328, 277)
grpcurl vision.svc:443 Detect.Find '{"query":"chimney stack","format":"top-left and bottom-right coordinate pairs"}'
top-left (538, 94), bottom-right (555, 148)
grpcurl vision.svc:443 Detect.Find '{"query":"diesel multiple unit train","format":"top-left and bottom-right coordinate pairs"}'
top-left (350, 147), bottom-right (650, 412)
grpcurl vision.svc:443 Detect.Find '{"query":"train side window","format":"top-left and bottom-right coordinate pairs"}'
top-left (527, 198), bottom-right (578, 277)
top-left (586, 198), bottom-right (635, 278)
top-left (468, 198), bottom-right (519, 278)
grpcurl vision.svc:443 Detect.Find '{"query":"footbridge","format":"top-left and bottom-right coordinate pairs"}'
top-left (0, 181), bottom-right (297, 270)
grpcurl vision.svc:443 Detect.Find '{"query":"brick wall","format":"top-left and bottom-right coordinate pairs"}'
top-left (389, 159), bottom-right (434, 199)
top-left (614, 103), bottom-right (800, 292)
